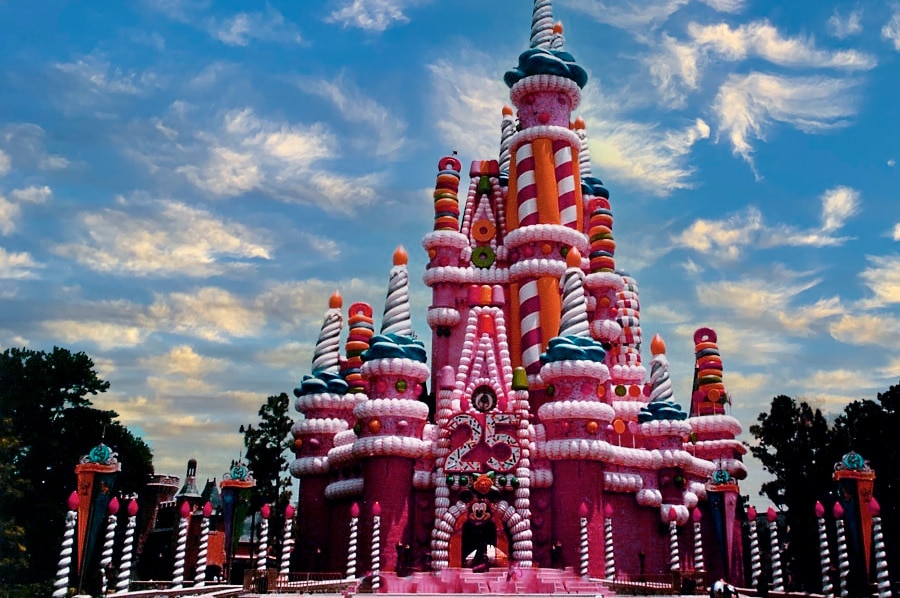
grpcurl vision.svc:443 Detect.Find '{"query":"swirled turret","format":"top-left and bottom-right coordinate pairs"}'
top-left (381, 247), bottom-right (414, 337)
top-left (312, 291), bottom-right (343, 375)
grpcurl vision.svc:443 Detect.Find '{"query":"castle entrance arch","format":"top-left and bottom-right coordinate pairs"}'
top-left (448, 498), bottom-right (509, 568)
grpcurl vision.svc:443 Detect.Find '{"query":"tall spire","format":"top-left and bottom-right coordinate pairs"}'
top-left (381, 246), bottom-right (414, 337)
top-left (558, 247), bottom-right (590, 337)
top-left (531, 0), bottom-right (555, 49)
top-left (311, 291), bottom-right (343, 375)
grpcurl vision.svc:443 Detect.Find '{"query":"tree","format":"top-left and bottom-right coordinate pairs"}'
top-left (241, 392), bottom-right (295, 558)
top-left (0, 347), bottom-right (153, 593)
top-left (749, 395), bottom-right (840, 592)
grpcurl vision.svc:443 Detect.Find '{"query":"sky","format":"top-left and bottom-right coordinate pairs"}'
top-left (1, 0), bottom-right (899, 507)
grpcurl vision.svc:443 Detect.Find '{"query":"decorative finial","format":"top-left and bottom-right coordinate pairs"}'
top-left (651, 333), bottom-right (666, 356)
top-left (393, 246), bottom-right (408, 266)
top-left (566, 246), bottom-right (582, 269)
top-left (329, 290), bottom-right (342, 309)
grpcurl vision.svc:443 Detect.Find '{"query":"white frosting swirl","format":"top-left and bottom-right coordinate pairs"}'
top-left (558, 266), bottom-right (590, 337)
top-left (311, 309), bottom-right (342, 374)
top-left (381, 265), bottom-right (413, 336)
top-left (648, 352), bottom-right (674, 403)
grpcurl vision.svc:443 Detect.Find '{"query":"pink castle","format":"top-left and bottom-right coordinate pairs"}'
top-left (290, 0), bottom-right (746, 590)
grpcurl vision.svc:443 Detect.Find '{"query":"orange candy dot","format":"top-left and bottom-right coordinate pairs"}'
top-left (541, 243), bottom-right (553, 255)
top-left (586, 420), bottom-right (599, 434)
top-left (368, 419), bottom-right (382, 433)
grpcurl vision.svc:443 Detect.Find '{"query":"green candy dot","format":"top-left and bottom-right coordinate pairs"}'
top-left (547, 384), bottom-right (555, 397)
top-left (615, 384), bottom-right (627, 397)
top-left (396, 379), bottom-right (408, 392)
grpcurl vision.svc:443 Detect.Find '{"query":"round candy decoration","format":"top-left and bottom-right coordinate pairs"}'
top-left (472, 219), bottom-right (496, 243)
top-left (88, 444), bottom-right (111, 464)
top-left (586, 420), bottom-right (599, 434)
top-left (368, 419), bottom-right (382, 434)
top-left (396, 379), bottom-right (408, 392)
top-left (471, 246), bottom-right (496, 269)
top-left (472, 386), bottom-right (497, 413)
top-left (612, 418), bottom-right (626, 435)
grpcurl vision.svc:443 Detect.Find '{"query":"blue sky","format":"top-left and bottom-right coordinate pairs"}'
top-left (1, 0), bottom-right (899, 505)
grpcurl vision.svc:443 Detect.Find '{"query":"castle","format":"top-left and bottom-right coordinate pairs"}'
top-left (289, 0), bottom-right (746, 588)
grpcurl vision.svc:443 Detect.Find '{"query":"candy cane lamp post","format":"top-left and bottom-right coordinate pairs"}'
top-left (99, 496), bottom-right (120, 596)
top-left (371, 502), bottom-right (382, 592)
top-left (746, 506), bottom-right (761, 590)
top-left (603, 503), bottom-right (615, 581)
top-left (833, 502), bottom-right (849, 598)
top-left (194, 501), bottom-right (212, 588)
top-left (53, 491), bottom-right (80, 598)
top-left (578, 501), bottom-right (589, 578)
top-left (114, 498), bottom-right (139, 594)
top-left (257, 504), bottom-right (271, 573)
top-left (668, 507), bottom-right (680, 572)
top-left (691, 507), bottom-right (704, 573)
top-left (172, 500), bottom-right (191, 589)
top-left (815, 501), bottom-right (834, 598)
top-left (767, 507), bottom-right (784, 592)
top-left (870, 498), bottom-right (892, 598)
top-left (347, 502), bottom-right (359, 579)
top-left (280, 503), bottom-right (295, 577)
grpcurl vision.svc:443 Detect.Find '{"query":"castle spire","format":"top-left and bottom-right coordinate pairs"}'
top-left (531, 0), bottom-right (555, 49)
top-left (558, 247), bottom-right (590, 337)
top-left (311, 291), bottom-right (343, 375)
top-left (380, 246), bottom-right (414, 337)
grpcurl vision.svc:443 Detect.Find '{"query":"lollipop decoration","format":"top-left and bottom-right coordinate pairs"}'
top-left (99, 496), bottom-right (120, 596)
top-left (372, 502), bottom-right (382, 591)
top-left (172, 501), bottom-right (191, 589)
top-left (870, 498), bottom-right (892, 598)
top-left (280, 503), bottom-right (295, 576)
top-left (195, 501), bottom-right (212, 587)
top-left (767, 507), bottom-right (784, 592)
top-left (815, 502), bottom-right (834, 598)
top-left (668, 507), bottom-right (680, 572)
top-left (257, 504), bottom-right (271, 572)
top-left (578, 501), bottom-right (589, 578)
top-left (747, 506), bottom-right (761, 590)
top-left (114, 498), bottom-right (139, 594)
top-left (603, 503), bottom-right (616, 580)
top-left (692, 507), bottom-right (704, 573)
top-left (833, 502), bottom-right (849, 598)
top-left (53, 491), bottom-right (79, 598)
top-left (347, 502), bottom-right (359, 579)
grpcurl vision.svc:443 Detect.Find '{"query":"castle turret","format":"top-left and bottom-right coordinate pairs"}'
top-left (504, 0), bottom-right (588, 382)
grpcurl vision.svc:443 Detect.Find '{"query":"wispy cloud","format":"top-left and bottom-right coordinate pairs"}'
top-left (687, 21), bottom-right (875, 70)
top-left (674, 186), bottom-right (860, 260)
top-left (43, 319), bottom-right (150, 350)
top-left (828, 9), bottom-right (863, 39)
top-left (830, 312), bottom-right (900, 347)
top-left (713, 72), bottom-right (861, 171)
top-left (644, 34), bottom-right (701, 108)
top-left (859, 255), bottom-right (900, 309)
top-left (148, 287), bottom-right (265, 341)
top-left (1, 124), bottom-right (69, 171)
top-left (0, 186), bottom-right (53, 235)
top-left (326, 0), bottom-right (417, 32)
top-left (0, 247), bottom-right (41, 279)
top-left (0, 149), bottom-right (9, 177)
top-left (51, 197), bottom-right (272, 277)
top-left (883, 6), bottom-right (900, 51)
top-left (296, 74), bottom-right (408, 157)
top-left (561, 0), bottom-right (691, 32)
top-left (207, 8), bottom-right (302, 46)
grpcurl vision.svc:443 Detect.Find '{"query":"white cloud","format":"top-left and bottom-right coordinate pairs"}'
top-left (713, 72), bottom-right (860, 171)
top-left (561, 0), bottom-right (690, 31)
top-left (52, 198), bottom-right (272, 277)
top-left (296, 74), bottom-right (408, 157)
top-left (644, 34), bottom-right (701, 108)
top-left (43, 320), bottom-right (149, 350)
top-left (0, 197), bottom-right (21, 235)
top-left (148, 287), bottom-right (265, 341)
top-left (53, 54), bottom-right (156, 95)
top-left (859, 255), bottom-right (900, 308)
top-left (0, 247), bottom-right (40, 279)
top-left (326, 0), bottom-right (413, 32)
top-left (698, 0), bottom-right (745, 11)
top-left (208, 8), bottom-right (302, 46)
top-left (828, 9), bottom-right (863, 39)
top-left (883, 7), bottom-right (900, 50)
top-left (688, 21), bottom-right (876, 70)
top-left (0, 149), bottom-right (9, 177)
top-left (673, 206), bottom-right (763, 259)
top-left (1, 124), bottom-right (69, 172)
top-left (819, 186), bottom-right (860, 232)
top-left (10, 186), bottom-right (52, 204)
top-left (830, 312), bottom-right (900, 347)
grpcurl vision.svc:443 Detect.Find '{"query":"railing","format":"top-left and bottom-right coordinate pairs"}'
top-left (242, 570), bottom-right (357, 594)
top-left (608, 572), bottom-right (683, 595)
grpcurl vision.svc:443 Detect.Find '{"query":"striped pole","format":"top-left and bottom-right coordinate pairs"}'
top-left (815, 502), bottom-right (834, 597)
top-left (280, 504), bottom-right (295, 576)
top-left (870, 499), bottom-right (892, 598)
top-left (692, 508), bottom-right (705, 572)
top-left (53, 492), bottom-right (79, 598)
top-left (195, 502), bottom-right (212, 587)
top-left (114, 499), bottom-right (138, 594)
top-left (579, 502), bottom-right (589, 578)
top-left (747, 506), bottom-right (761, 589)
top-left (515, 141), bottom-right (540, 227)
top-left (668, 508), bottom-right (680, 572)
top-left (833, 503), bottom-right (849, 597)
top-left (172, 501), bottom-right (190, 589)
top-left (603, 503), bottom-right (615, 580)
top-left (99, 497), bottom-right (120, 595)
top-left (767, 507), bottom-right (784, 592)
top-left (257, 504), bottom-right (271, 572)
top-left (554, 141), bottom-right (578, 229)
top-left (372, 503), bottom-right (382, 592)
top-left (347, 503), bottom-right (359, 579)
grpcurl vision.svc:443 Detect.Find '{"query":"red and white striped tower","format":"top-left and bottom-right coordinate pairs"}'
top-left (504, 0), bottom-right (588, 386)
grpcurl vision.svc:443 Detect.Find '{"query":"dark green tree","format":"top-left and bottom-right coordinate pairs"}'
top-left (241, 392), bottom-right (295, 559)
top-left (749, 395), bottom-right (840, 592)
top-left (0, 347), bottom-right (153, 593)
